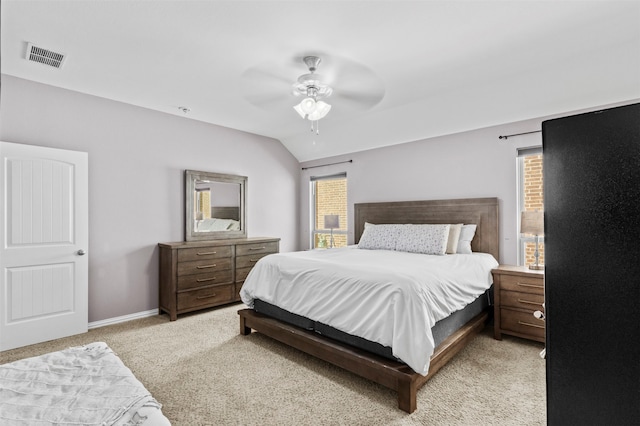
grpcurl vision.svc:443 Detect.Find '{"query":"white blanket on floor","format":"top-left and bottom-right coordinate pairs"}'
top-left (0, 342), bottom-right (165, 425)
top-left (241, 248), bottom-right (498, 375)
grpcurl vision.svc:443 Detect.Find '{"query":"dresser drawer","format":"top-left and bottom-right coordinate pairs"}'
top-left (236, 241), bottom-right (278, 256)
top-left (500, 289), bottom-right (544, 312)
top-left (177, 270), bottom-right (233, 291)
top-left (499, 274), bottom-right (544, 294)
top-left (236, 252), bottom-right (272, 269)
top-left (500, 308), bottom-right (545, 340)
top-left (178, 245), bottom-right (232, 262)
top-left (177, 257), bottom-right (232, 276)
top-left (235, 266), bottom-right (253, 283)
top-left (177, 284), bottom-right (234, 310)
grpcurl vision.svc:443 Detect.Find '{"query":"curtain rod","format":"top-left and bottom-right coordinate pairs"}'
top-left (498, 130), bottom-right (541, 140)
top-left (301, 159), bottom-right (353, 170)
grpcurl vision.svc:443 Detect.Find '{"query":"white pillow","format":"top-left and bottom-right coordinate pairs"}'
top-left (358, 223), bottom-right (401, 250)
top-left (456, 224), bottom-right (477, 254)
top-left (446, 223), bottom-right (463, 254)
top-left (395, 224), bottom-right (450, 255)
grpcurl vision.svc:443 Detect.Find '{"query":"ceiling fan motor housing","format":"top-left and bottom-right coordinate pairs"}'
top-left (292, 56), bottom-right (333, 100)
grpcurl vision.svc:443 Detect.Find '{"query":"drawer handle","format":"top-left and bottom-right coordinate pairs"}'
top-left (518, 320), bottom-right (545, 329)
top-left (516, 282), bottom-right (543, 289)
top-left (197, 251), bottom-right (217, 256)
top-left (196, 277), bottom-right (216, 283)
top-left (249, 246), bottom-right (266, 250)
top-left (196, 264), bottom-right (217, 269)
top-left (517, 298), bottom-right (541, 306)
top-left (249, 258), bottom-right (260, 262)
top-left (196, 293), bottom-right (217, 300)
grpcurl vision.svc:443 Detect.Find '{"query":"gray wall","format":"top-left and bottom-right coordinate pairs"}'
top-left (299, 100), bottom-right (638, 265)
top-left (0, 74), bottom-right (300, 322)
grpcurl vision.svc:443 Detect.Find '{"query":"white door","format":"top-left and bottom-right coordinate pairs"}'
top-left (0, 142), bottom-right (88, 351)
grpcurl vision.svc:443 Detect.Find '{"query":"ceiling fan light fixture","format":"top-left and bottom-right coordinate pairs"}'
top-left (293, 103), bottom-right (306, 119)
top-left (307, 101), bottom-right (331, 121)
top-left (291, 56), bottom-right (334, 132)
top-left (299, 97), bottom-right (317, 114)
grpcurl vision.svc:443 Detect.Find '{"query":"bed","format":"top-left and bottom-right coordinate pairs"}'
top-left (195, 206), bottom-right (241, 231)
top-left (0, 342), bottom-right (171, 425)
top-left (238, 197), bottom-right (499, 413)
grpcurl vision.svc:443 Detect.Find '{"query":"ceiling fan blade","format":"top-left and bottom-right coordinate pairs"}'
top-left (244, 92), bottom-right (291, 108)
top-left (332, 89), bottom-right (385, 110)
top-left (241, 67), bottom-right (292, 86)
top-left (309, 55), bottom-right (385, 109)
top-left (241, 64), bottom-right (295, 109)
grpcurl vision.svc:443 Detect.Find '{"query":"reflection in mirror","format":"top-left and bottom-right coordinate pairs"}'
top-left (185, 170), bottom-right (246, 241)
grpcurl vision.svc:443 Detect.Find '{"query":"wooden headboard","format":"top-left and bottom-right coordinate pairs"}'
top-left (211, 206), bottom-right (240, 221)
top-left (354, 197), bottom-right (499, 259)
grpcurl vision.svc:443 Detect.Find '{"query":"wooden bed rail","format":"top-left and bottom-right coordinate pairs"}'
top-left (238, 308), bottom-right (488, 413)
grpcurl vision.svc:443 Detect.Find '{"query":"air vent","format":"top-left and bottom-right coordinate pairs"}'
top-left (25, 43), bottom-right (66, 69)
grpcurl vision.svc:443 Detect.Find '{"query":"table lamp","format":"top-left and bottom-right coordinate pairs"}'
top-left (520, 210), bottom-right (544, 270)
top-left (324, 215), bottom-right (340, 248)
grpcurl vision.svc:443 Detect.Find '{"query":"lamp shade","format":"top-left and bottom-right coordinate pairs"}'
top-left (299, 97), bottom-right (317, 114)
top-left (307, 101), bottom-right (331, 121)
top-left (521, 210), bottom-right (544, 235)
top-left (324, 214), bottom-right (339, 229)
top-left (293, 103), bottom-right (306, 118)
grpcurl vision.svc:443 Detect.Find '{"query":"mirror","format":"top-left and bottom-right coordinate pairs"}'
top-left (185, 170), bottom-right (246, 241)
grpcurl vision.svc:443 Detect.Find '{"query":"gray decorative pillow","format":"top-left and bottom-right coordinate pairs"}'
top-left (395, 224), bottom-right (450, 255)
top-left (456, 224), bottom-right (478, 254)
top-left (358, 223), bottom-right (401, 250)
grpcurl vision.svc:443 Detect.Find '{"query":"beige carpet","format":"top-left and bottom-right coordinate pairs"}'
top-left (0, 304), bottom-right (546, 425)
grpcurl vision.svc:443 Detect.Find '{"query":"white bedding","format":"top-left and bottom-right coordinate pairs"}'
top-left (0, 342), bottom-right (171, 426)
top-left (196, 217), bottom-right (240, 232)
top-left (240, 247), bottom-right (498, 375)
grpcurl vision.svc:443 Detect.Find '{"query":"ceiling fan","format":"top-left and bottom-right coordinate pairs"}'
top-left (291, 56), bottom-right (333, 131)
top-left (241, 54), bottom-right (385, 134)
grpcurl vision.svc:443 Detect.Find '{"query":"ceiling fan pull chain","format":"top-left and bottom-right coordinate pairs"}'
top-left (310, 120), bottom-right (320, 135)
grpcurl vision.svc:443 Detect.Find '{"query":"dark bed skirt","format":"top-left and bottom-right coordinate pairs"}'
top-left (253, 286), bottom-right (492, 361)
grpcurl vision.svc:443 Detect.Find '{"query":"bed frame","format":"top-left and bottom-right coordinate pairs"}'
top-left (238, 197), bottom-right (499, 413)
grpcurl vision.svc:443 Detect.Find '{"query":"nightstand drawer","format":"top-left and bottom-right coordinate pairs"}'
top-left (499, 274), bottom-right (544, 294)
top-left (177, 284), bottom-right (234, 310)
top-left (500, 290), bottom-right (544, 311)
top-left (501, 308), bottom-right (545, 340)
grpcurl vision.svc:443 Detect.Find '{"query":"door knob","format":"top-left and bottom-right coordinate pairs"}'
top-left (77, 249), bottom-right (86, 256)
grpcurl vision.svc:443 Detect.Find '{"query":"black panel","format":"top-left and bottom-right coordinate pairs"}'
top-left (543, 103), bottom-right (640, 425)
top-left (253, 299), bottom-right (315, 330)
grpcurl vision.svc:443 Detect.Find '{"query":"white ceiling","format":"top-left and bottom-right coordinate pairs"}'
top-left (2, 1), bottom-right (639, 161)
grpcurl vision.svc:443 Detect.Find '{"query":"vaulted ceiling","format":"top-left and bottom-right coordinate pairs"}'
top-left (2, 1), bottom-right (639, 161)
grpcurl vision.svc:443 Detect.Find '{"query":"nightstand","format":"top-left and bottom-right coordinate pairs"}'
top-left (492, 265), bottom-right (545, 343)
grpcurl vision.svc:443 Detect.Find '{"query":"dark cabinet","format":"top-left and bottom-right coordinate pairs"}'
top-left (543, 103), bottom-right (640, 425)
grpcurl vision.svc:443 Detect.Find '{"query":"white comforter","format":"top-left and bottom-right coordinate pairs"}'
top-left (0, 342), bottom-right (167, 426)
top-left (240, 247), bottom-right (498, 375)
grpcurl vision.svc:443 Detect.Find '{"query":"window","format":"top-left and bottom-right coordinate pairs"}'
top-left (310, 173), bottom-right (347, 248)
top-left (518, 147), bottom-right (544, 266)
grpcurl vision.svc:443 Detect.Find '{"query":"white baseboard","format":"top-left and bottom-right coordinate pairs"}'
top-left (88, 308), bottom-right (160, 330)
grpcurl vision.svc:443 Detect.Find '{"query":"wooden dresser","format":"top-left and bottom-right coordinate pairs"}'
top-left (492, 265), bottom-right (545, 342)
top-left (159, 237), bottom-right (279, 320)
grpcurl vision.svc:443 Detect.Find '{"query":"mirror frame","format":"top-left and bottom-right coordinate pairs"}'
top-left (185, 170), bottom-right (247, 241)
